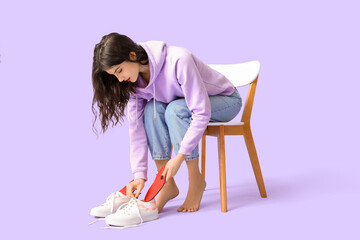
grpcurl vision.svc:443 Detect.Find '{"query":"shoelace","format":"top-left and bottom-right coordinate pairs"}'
top-left (104, 198), bottom-right (144, 229)
top-left (88, 217), bottom-right (105, 225)
top-left (88, 192), bottom-right (125, 225)
top-left (107, 192), bottom-right (124, 213)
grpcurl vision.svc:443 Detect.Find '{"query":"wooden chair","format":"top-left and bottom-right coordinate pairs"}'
top-left (201, 60), bottom-right (267, 212)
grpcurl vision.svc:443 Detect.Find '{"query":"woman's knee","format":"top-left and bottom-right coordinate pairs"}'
top-left (144, 99), bottom-right (167, 120)
top-left (144, 100), bottom-right (155, 121)
top-left (164, 99), bottom-right (191, 124)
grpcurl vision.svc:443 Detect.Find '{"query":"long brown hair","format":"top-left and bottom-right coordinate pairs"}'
top-left (91, 33), bottom-right (149, 137)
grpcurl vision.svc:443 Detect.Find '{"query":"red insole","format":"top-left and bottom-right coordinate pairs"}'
top-left (144, 163), bottom-right (167, 202)
top-left (118, 163), bottom-right (167, 202)
top-left (119, 180), bottom-right (134, 195)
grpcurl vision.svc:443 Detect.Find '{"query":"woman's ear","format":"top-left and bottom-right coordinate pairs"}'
top-left (129, 51), bottom-right (137, 61)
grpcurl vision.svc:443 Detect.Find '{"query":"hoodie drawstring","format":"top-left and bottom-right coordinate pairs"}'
top-left (136, 94), bottom-right (138, 129)
top-left (134, 82), bottom-right (156, 129)
top-left (153, 83), bottom-right (156, 122)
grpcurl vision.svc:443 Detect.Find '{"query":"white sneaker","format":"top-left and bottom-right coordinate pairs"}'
top-left (105, 198), bottom-right (159, 228)
top-left (90, 191), bottom-right (130, 218)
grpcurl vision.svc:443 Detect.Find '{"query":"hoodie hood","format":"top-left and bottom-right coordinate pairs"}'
top-left (138, 41), bottom-right (167, 87)
top-left (134, 41), bottom-right (167, 127)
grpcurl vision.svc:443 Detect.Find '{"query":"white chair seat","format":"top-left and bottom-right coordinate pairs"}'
top-left (208, 61), bottom-right (260, 87)
top-left (208, 121), bottom-right (244, 126)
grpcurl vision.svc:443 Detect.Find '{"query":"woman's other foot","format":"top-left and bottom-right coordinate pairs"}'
top-left (177, 174), bottom-right (206, 212)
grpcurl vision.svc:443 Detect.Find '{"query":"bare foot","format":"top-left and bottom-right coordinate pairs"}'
top-left (156, 178), bottom-right (179, 213)
top-left (177, 175), bottom-right (206, 212)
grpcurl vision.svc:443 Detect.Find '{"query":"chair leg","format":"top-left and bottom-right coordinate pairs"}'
top-left (244, 127), bottom-right (267, 198)
top-left (217, 125), bottom-right (227, 212)
top-left (201, 134), bottom-right (206, 179)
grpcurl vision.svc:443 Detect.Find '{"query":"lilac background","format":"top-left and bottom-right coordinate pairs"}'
top-left (1, 0), bottom-right (359, 239)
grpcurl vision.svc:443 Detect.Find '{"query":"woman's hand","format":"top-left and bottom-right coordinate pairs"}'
top-left (126, 178), bottom-right (145, 198)
top-left (162, 154), bottom-right (187, 182)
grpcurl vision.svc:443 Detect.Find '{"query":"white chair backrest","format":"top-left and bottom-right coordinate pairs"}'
top-left (208, 60), bottom-right (261, 87)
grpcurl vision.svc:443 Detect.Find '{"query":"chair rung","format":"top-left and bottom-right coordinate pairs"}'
top-left (205, 125), bottom-right (245, 136)
top-left (208, 122), bottom-right (244, 126)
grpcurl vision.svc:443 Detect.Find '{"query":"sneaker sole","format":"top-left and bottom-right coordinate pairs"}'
top-left (90, 211), bottom-right (109, 218)
top-left (106, 213), bottom-right (159, 226)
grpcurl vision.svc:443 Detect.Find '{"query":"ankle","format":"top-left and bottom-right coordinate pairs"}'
top-left (188, 171), bottom-right (204, 182)
top-left (163, 178), bottom-right (176, 187)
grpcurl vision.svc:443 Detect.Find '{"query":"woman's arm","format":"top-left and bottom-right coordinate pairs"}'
top-left (127, 95), bottom-right (149, 181)
top-left (162, 53), bottom-right (211, 181)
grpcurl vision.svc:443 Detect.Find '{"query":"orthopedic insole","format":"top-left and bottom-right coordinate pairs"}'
top-left (118, 163), bottom-right (167, 201)
top-left (144, 163), bottom-right (167, 202)
top-left (119, 180), bottom-right (134, 195)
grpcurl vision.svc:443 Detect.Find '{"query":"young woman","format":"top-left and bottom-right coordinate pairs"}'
top-left (91, 32), bottom-right (242, 213)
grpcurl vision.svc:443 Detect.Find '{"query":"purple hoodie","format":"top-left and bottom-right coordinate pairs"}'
top-left (127, 41), bottom-right (235, 181)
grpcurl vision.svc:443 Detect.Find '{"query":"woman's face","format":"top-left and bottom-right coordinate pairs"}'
top-left (105, 52), bottom-right (140, 83)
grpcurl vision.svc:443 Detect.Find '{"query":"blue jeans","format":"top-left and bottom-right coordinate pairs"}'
top-left (143, 88), bottom-right (242, 161)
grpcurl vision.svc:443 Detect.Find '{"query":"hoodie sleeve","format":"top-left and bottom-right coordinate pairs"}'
top-left (176, 53), bottom-right (211, 155)
top-left (127, 94), bottom-right (149, 181)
